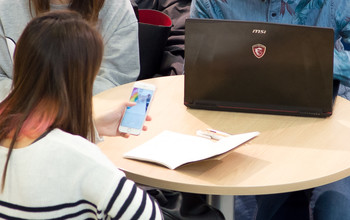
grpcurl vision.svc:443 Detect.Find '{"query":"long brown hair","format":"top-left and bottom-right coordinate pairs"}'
top-left (0, 10), bottom-right (104, 191)
top-left (29, 0), bottom-right (105, 24)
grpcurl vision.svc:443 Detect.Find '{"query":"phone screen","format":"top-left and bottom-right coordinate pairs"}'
top-left (120, 87), bottom-right (154, 130)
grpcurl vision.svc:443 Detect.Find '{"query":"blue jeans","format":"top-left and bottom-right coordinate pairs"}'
top-left (312, 176), bottom-right (350, 220)
top-left (235, 176), bottom-right (350, 220)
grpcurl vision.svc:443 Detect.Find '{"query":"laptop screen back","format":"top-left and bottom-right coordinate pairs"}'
top-left (184, 19), bottom-right (334, 117)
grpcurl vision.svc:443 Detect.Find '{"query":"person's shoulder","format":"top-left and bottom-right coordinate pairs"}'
top-left (0, 0), bottom-right (31, 19)
top-left (48, 129), bottom-right (95, 147)
top-left (330, 0), bottom-right (349, 8)
top-left (0, 0), bottom-right (30, 13)
top-left (100, 0), bottom-right (134, 15)
top-left (336, 0), bottom-right (350, 5)
top-left (99, 0), bottom-right (137, 29)
top-left (192, 0), bottom-right (214, 5)
top-left (0, 0), bottom-right (25, 8)
top-left (45, 129), bottom-right (112, 165)
top-left (331, 0), bottom-right (350, 20)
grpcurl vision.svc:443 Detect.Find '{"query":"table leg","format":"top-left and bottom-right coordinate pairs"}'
top-left (207, 195), bottom-right (235, 220)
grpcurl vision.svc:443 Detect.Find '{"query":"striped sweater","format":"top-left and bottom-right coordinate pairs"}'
top-left (0, 129), bottom-right (162, 219)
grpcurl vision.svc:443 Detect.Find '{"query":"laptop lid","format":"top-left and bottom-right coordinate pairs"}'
top-left (184, 18), bottom-right (335, 117)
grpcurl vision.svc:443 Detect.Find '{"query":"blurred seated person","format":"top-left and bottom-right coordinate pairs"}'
top-left (0, 0), bottom-right (140, 101)
top-left (190, 0), bottom-right (350, 219)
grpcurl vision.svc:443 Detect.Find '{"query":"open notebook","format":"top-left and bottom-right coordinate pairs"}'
top-left (123, 130), bottom-right (259, 169)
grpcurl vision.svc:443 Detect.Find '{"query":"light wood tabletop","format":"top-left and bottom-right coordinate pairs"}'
top-left (94, 75), bottom-right (350, 195)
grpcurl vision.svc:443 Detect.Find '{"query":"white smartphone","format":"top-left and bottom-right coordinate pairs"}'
top-left (118, 82), bottom-right (156, 135)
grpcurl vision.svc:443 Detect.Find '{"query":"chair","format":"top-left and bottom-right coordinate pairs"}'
top-left (137, 9), bottom-right (172, 80)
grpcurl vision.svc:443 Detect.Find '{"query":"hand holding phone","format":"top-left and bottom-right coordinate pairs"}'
top-left (118, 82), bottom-right (156, 135)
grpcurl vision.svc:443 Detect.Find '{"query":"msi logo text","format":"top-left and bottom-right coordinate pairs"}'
top-left (252, 29), bottom-right (267, 34)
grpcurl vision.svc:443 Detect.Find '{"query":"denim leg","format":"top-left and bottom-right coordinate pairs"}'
top-left (313, 191), bottom-right (350, 220)
top-left (338, 83), bottom-right (350, 100)
top-left (255, 192), bottom-right (291, 220)
top-left (255, 190), bottom-right (312, 220)
top-left (234, 195), bottom-right (257, 220)
top-left (311, 176), bottom-right (350, 220)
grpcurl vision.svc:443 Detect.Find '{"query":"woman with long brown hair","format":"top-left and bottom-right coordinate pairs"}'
top-left (0, 0), bottom-right (140, 101)
top-left (0, 10), bottom-right (161, 219)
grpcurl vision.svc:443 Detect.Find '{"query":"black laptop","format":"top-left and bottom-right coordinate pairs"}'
top-left (184, 18), bottom-right (337, 117)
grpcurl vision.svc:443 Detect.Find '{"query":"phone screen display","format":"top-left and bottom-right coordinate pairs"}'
top-left (120, 87), bottom-right (154, 129)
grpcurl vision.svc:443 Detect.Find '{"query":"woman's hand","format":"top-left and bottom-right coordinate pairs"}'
top-left (94, 101), bottom-right (151, 138)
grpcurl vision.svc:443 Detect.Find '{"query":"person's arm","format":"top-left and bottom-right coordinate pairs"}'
top-left (334, 39), bottom-right (350, 86)
top-left (0, 67), bottom-right (12, 102)
top-left (329, 0), bottom-right (350, 86)
top-left (83, 162), bottom-right (163, 219)
top-left (80, 144), bottom-right (163, 219)
top-left (190, 0), bottom-right (216, 18)
top-left (93, 22), bottom-right (140, 95)
top-left (93, 0), bottom-right (140, 95)
top-left (105, 174), bottom-right (163, 219)
top-left (0, 20), bottom-right (13, 102)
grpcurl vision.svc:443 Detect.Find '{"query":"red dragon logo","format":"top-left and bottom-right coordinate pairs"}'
top-left (252, 44), bottom-right (266, 59)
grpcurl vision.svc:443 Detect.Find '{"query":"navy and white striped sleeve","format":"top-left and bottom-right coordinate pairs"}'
top-left (105, 176), bottom-right (163, 220)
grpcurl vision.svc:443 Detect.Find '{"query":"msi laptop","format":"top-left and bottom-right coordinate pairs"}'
top-left (184, 18), bottom-right (337, 117)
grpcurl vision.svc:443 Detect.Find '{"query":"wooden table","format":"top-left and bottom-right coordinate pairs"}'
top-left (94, 75), bottom-right (350, 196)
